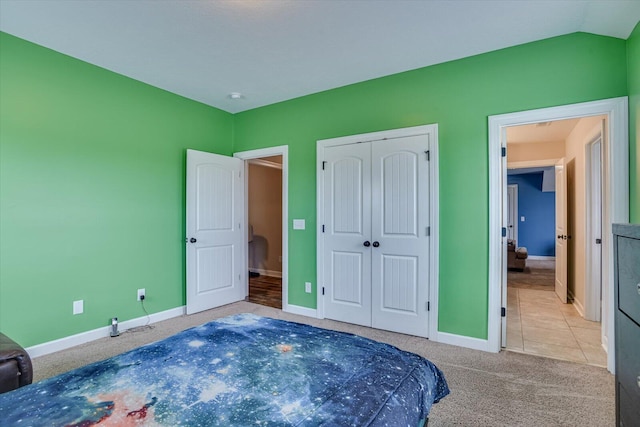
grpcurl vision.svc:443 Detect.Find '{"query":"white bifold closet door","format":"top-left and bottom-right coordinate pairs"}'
top-left (322, 135), bottom-right (430, 337)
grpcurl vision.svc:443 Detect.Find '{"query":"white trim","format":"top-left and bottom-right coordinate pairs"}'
top-left (284, 304), bottom-right (318, 318)
top-left (527, 255), bottom-right (556, 261)
top-left (249, 268), bottom-right (282, 278)
top-left (436, 332), bottom-right (490, 352)
top-left (317, 124), bottom-right (437, 147)
top-left (234, 145), bottom-right (289, 312)
top-left (316, 124), bottom-right (439, 340)
top-left (488, 97), bottom-right (628, 374)
top-left (26, 306), bottom-right (185, 359)
top-left (427, 127), bottom-right (440, 340)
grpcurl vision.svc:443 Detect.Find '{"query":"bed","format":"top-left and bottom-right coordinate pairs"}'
top-left (0, 313), bottom-right (449, 426)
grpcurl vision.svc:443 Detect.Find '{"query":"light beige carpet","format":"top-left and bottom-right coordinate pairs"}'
top-left (31, 301), bottom-right (614, 426)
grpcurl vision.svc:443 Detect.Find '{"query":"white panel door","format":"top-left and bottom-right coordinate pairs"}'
top-left (555, 158), bottom-right (568, 303)
top-left (371, 136), bottom-right (430, 337)
top-left (321, 133), bottom-right (431, 337)
top-left (322, 143), bottom-right (372, 327)
top-left (186, 149), bottom-right (245, 315)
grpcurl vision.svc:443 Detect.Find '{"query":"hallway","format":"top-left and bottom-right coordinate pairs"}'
top-left (506, 260), bottom-right (607, 366)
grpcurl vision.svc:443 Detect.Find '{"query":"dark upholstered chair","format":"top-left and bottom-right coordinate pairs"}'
top-left (0, 333), bottom-right (33, 394)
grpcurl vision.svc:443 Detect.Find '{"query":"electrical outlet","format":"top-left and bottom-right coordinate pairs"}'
top-left (73, 300), bottom-right (84, 315)
top-left (137, 288), bottom-right (146, 301)
top-left (305, 282), bottom-right (312, 293)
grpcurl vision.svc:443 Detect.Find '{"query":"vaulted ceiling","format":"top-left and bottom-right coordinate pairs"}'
top-left (1, 1), bottom-right (639, 113)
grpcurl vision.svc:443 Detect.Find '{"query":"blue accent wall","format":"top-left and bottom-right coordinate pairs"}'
top-left (508, 172), bottom-right (556, 257)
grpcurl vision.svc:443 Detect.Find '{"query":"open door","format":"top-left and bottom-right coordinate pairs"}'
top-left (186, 149), bottom-right (245, 315)
top-left (555, 158), bottom-right (568, 303)
top-left (500, 131), bottom-right (508, 347)
top-left (585, 121), bottom-right (604, 321)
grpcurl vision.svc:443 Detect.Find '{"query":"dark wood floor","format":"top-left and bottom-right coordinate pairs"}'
top-left (507, 259), bottom-right (555, 290)
top-left (248, 275), bottom-right (282, 309)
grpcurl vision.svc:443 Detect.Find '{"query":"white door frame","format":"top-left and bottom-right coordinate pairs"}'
top-left (488, 97), bottom-right (628, 374)
top-left (585, 126), bottom-right (604, 322)
top-left (234, 146), bottom-right (289, 312)
top-left (507, 184), bottom-right (518, 243)
top-left (317, 124), bottom-right (440, 340)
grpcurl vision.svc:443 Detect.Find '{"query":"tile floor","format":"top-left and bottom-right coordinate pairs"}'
top-left (506, 283), bottom-right (607, 367)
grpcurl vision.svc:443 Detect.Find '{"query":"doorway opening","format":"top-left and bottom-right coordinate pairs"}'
top-left (487, 97), bottom-right (629, 374)
top-left (235, 146), bottom-right (289, 311)
top-left (503, 117), bottom-right (607, 366)
top-left (247, 156), bottom-right (283, 309)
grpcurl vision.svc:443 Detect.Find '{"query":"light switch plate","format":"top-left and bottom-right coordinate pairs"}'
top-left (520, 216), bottom-right (525, 222)
top-left (293, 219), bottom-right (305, 230)
top-left (73, 300), bottom-right (84, 315)
top-left (305, 282), bottom-right (312, 293)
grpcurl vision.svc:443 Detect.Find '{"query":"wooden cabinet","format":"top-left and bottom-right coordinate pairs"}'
top-left (613, 224), bottom-right (640, 426)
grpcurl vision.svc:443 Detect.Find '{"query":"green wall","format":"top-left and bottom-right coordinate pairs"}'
top-left (628, 22), bottom-right (640, 223)
top-left (1, 29), bottom-right (634, 348)
top-left (0, 33), bottom-right (234, 347)
top-left (234, 32), bottom-right (628, 339)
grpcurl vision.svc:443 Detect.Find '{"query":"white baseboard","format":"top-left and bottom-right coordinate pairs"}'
top-left (435, 331), bottom-right (492, 352)
top-left (249, 268), bottom-right (282, 278)
top-left (26, 306), bottom-right (186, 359)
top-left (527, 255), bottom-right (556, 261)
top-left (283, 304), bottom-right (317, 318)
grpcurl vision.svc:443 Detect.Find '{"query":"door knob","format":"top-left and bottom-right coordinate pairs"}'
top-left (363, 241), bottom-right (371, 247)
top-left (190, 237), bottom-right (197, 243)
top-left (372, 241), bottom-right (380, 247)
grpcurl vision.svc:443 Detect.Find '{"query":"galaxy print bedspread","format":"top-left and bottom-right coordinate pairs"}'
top-left (0, 314), bottom-right (449, 426)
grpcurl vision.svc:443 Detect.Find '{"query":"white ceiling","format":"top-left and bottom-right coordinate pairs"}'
top-left (1, 1), bottom-right (639, 113)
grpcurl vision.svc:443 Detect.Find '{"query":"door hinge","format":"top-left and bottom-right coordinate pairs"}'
top-left (502, 227), bottom-right (507, 237)
top-left (322, 224), bottom-right (325, 233)
top-left (426, 226), bottom-right (430, 236)
top-left (322, 161), bottom-right (327, 170)
top-left (425, 150), bottom-right (430, 161)
top-left (501, 307), bottom-right (506, 317)
top-left (427, 301), bottom-right (430, 311)
top-left (322, 287), bottom-right (325, 296)
top-left (501, 147), bottom-right (506, 157)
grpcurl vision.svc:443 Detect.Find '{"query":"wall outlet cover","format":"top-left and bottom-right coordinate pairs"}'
top-left (137, 288), bottom-right (146, 301)
top-left (305, 282), bottom-right (312, 293)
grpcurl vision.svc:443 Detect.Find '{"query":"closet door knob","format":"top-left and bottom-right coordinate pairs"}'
top-left (190, 237), bottom-right (197, 243)
top-left (363, 241), bottom-right (371, 247)
top-left (372, 241), bottom-right (380, 247)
